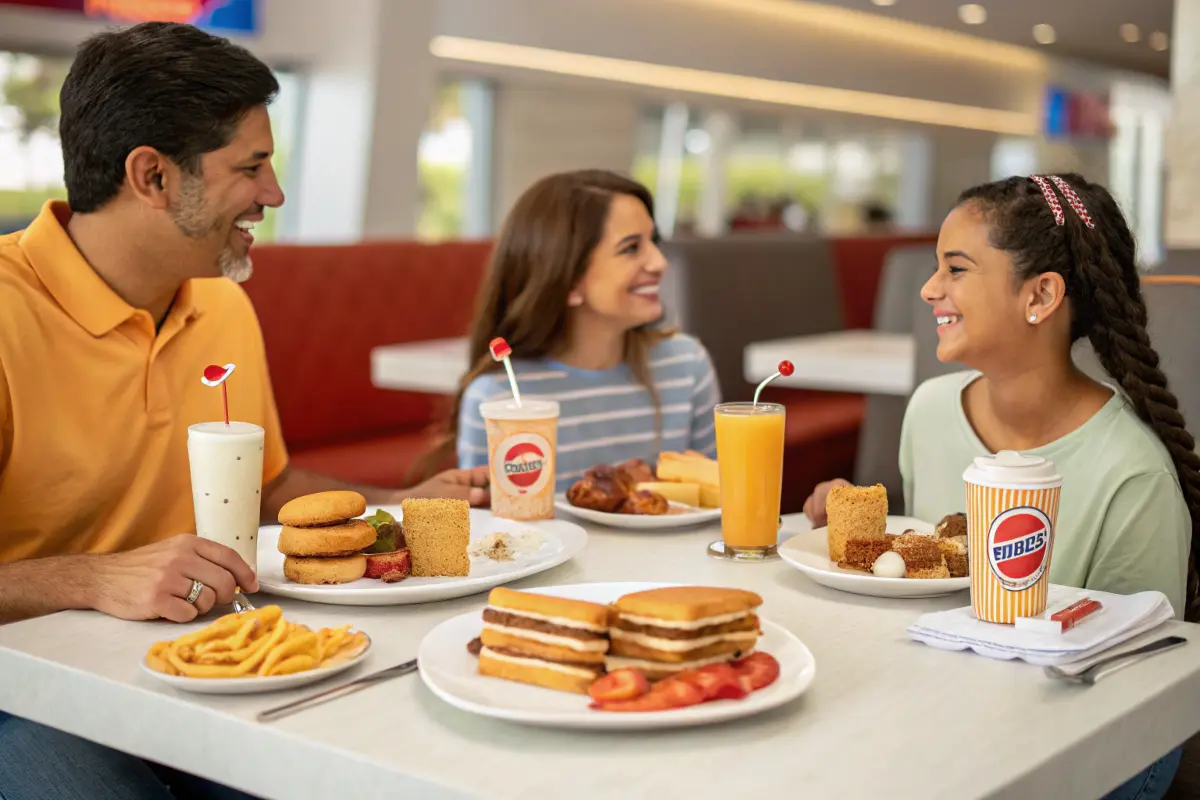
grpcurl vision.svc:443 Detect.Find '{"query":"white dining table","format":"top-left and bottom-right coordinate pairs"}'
top-left (745, 330), bottom-right (915, 395)
top-left (371, 337), bottom-right (468, 394)
top-left (2, 515), bottom-right (1198, 800)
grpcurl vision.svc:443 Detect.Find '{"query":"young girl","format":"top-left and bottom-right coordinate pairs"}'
top-left (805, 173), bottom-right (1199, 799)
top-left (446, 170), bottom-right (720, 492)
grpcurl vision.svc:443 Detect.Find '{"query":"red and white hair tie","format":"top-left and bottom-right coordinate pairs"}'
top-left (1030, 175), bottom-right (1095, 229)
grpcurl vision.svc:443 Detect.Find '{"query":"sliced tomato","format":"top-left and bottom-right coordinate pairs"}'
top-left (587, 668), bottom-right (650, 703)
top-left (732, 652), bottom-right (781, 692)
top-left (590, 691), bottom-right (674, 713)
top-left (649, 678), bottom-right (706, 708)
top-left (694, 663), bottom-right (750, 701)
top-left (673, 664), bottom-right (747, 702)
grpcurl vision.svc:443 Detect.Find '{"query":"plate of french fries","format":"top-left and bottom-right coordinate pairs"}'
top-left (141, 605), bottom-right (371, 694)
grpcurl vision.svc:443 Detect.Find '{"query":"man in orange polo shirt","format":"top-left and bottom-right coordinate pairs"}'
top-left (0, 21), bottom-right (493, 800)
top-left (0, 22), bottom-right (488, 628)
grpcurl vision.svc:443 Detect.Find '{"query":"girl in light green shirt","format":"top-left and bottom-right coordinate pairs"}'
top-left (806, 173), bottom-right (1199, 621)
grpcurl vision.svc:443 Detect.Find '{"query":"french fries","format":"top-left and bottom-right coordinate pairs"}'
top-left (144, 606), bottom-right (367, 679)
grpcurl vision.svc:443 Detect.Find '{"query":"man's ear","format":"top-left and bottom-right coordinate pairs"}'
top-left (124, 146), bottom-right (171, 210)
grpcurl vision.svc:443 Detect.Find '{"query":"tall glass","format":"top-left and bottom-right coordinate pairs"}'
top-left (708, 402), bottom-right (785, 561)
top-left (187, 422), bottom-right (265, 571)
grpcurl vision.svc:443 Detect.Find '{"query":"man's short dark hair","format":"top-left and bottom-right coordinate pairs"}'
top-left (60, 22), bottom-right (279, 213)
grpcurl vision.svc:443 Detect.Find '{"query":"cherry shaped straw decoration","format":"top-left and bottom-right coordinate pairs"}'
top-left (200, 363), bottom-right (237, 425)
top-left (753, 360), bottom-right (793, 407)
top-left (489, 337), bottom-right (522, 406)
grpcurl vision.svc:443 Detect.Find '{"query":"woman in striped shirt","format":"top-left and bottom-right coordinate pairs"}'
top-left (447, 170), bottom-right (720, 492)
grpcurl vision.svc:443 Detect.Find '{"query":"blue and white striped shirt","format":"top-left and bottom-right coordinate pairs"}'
top-left (458, 334), bottom-right (721, 493)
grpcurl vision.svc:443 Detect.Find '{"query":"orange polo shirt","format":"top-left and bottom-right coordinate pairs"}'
top-left (0, 201), bottom-right (289, 563)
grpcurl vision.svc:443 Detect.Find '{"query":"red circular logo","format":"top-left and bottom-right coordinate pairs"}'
top-left (503, 441), bottom-right (545, 490)
top-left (987, 507), bottom-right (1052, 590)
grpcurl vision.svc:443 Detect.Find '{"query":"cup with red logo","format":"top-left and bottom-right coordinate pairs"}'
top-left (963, 450), bottom-right (1062, 624)
top-left (480, 398), bottom-right (560, 521)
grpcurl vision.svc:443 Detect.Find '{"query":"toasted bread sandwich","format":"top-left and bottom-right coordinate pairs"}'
top-left (606, 586), bottom-right (762, 680)
top-left (477, 587), bottom-right (612, 694)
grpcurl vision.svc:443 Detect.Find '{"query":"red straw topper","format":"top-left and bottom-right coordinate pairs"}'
top-left (489, 337), bottom-right (513, 361)
top-left (488, 337), bottom-right (522, 405)
top-left (753, 358), bottom-right (794, 406)
top-left (201, 363), bottom-right (236, 425)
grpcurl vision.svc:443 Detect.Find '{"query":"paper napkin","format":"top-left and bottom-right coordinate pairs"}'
top-left (907, 585), bottom-right (1175, 667)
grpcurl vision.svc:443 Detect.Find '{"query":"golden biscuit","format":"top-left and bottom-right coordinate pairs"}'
top-left (282, 554), bottom-right (367, 585)
top-left (277, 519), bottom-right (377, 557)
top-left (278, 491), bottom-right (367, 527)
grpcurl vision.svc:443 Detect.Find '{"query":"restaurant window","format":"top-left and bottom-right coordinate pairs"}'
top-left (0, 49), bottom-right (303, 241)
top-left (417, 79), bottom-right (494, 240)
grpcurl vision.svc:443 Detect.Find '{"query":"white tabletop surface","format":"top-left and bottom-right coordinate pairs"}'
top-left (371, 337), bottom-right (468, 394)
top-left (745, 330), bottom-right (915, 395)
top-left (3, 515), bottom-right (1199, 800)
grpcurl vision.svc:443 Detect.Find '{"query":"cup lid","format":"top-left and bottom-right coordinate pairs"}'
top-left (962, 450), bottom-right (1062, 487)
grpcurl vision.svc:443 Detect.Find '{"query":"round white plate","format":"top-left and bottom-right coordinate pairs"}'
top-left (418, 581), bottom-right (815, 730)
top-left (141, 632), bottom-right (371, 695)
top-left (257, 507), bottom-right (587, 606)
top-left (779, 516), bottom-right (969, 598)
top-left (554, 494), bottom-right (720, 530)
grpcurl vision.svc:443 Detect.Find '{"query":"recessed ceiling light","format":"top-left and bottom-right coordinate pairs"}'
top-left (871, 0), bottom-right (897, 6)
top-left (1149, 31), bottom-right (1169, 51)
top-left (1120, 23), bottom-right (1141, 43)
top-left (958, 4), bottom-right (987, 25)
top-left (1032, 24), bottom-right (1056, 45)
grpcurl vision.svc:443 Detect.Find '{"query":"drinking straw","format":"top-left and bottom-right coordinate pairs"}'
top-left (489, 337), bottom-right (522, 406)
top-left (753, 360), bottom-right (793, 407)
top-left (201, 363), bottom-right (237, 425)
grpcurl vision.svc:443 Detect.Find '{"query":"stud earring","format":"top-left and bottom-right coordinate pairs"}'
top-left (1028, 314), bottom-right (1038, 323)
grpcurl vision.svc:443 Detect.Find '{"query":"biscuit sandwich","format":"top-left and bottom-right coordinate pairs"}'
top-left (277, 491), bottom-right (372, 585)
top-left (606, 587), bottom-right (762, 680)
top-left (475, 587), bottom-right (611, 694)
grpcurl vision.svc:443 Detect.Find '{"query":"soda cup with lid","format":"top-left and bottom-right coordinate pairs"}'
top-left (480, 398), bottom-right (560, 521)
top-left (963, 450), bottom-right (1063, 624)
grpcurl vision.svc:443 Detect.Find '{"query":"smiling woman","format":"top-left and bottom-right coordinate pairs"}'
top-left (430, 170), bottom-right (721, 491)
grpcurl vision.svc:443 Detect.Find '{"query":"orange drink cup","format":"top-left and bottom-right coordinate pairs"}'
top-left (963, 451), bottom-right (1062, 624)
top-left (709, 402), bottom-right (785, 561)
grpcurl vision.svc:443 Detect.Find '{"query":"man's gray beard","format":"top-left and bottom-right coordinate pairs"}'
top-left (219, 248), bottom-right (253, 283)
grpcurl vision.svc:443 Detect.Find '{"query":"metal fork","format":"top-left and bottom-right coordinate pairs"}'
top-left (1044, 635), bottom-right (1187, 684)
top-left (257, 658), bottom-right (419, 722)
top-left (232, 590), bottom-right (256, 613)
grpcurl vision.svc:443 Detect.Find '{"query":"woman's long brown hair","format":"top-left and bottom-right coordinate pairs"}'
top-left (422, 169), bottom-right (672, 475)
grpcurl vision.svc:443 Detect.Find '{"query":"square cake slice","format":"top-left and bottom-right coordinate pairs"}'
top-left (400, 498), bottom-right (470, 577)
top-left (891, 533), bottom-right (950, 580)
top-left (825, 484), bottom-right (887, 562)
top-left (837, 535), bottom-right (896, 572)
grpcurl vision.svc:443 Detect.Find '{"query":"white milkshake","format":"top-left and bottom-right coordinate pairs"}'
top-left (187, 422), bottom-right (265, 571)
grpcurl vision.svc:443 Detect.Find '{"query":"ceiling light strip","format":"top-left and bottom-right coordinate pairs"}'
top-left (429, 36), bottom-right (1039, 136)
top-left (671, 0), bottom-right (1045, 71)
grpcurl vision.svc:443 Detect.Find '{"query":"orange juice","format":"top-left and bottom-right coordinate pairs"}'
top-left (711, 402), bottom-right (785, 560)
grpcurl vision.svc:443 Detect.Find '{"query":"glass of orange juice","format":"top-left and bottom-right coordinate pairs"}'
top-left (708, 402), bottom-right (785, 561)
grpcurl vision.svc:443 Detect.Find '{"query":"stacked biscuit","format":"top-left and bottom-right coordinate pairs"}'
top-left (278, 491), bottom-right (375, 584)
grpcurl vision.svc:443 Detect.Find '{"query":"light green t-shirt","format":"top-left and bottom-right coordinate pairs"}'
top-left (899, 371), bottom-right (1190, 618)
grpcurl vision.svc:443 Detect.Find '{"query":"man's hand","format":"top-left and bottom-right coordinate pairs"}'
top-left (88, 535), bottom-right (259, 623)
top-left (802, 479), bottom-right (851, 527)
top-left (399, 466), bottom-right (490, 507)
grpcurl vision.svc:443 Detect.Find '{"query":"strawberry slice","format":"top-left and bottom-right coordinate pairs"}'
top-left (587, 668), bottom-right (649, 703)
top-left (731, 652), bottom-right (781, 692)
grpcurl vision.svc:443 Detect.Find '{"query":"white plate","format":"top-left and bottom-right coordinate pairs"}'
top-left (141, 632), bottom-right (372, 695)
top-left (779, 516), bottom-right (970, 598)
top-left (418, 581), bottom-right (815, 730)
top-left (554, 494), bottom-right (720, 530)
top-left (257, 507), bottom-right (587, 606)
